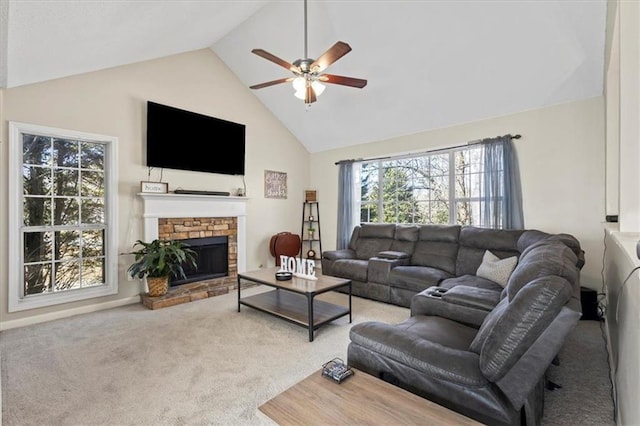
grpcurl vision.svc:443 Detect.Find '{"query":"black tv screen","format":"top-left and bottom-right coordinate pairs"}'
top-left (146, 101), bottom-right (246, 175)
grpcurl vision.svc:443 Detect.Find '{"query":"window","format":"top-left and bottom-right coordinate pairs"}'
top-left (8, 122), bottom-right (118, 312)
top-left (358, 145), bottom-right (495, 226)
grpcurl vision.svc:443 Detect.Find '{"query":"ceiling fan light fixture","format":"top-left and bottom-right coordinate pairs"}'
top-left (294, 89), bottom-right (307, 100)
top-left (292, 76), bottom-right (306, 92)
top-left (312, 80), bottom-right (325, 96)
top-left (293, 77), bottom-right (324, 100)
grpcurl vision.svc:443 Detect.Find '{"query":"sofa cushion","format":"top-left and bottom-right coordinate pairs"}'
top-left (388, 266), bottom-right (453, 292)
top-left (331, 259), bottom-right (370, 282)
top-left (410, 225), bottom-right (460, 274)
top-left (395, 315), bottom-right (478, 351)
top-left (547, 234), bottom-right (585, 268)
top-left (517, 230), bottom-right (584, 269)
top-left (354, 223), bottom-right (396, 260)
top-left (359, 223), bottom-right (396, 238)
top-left (390, 225), bottom-right (419, 254)
top-left (476, 251), bottom-right (518, 288)
top-left (394, 224), bottom-right (420, 241)
top-left (516, 230), bottom-right (550, 253)
top-left (504, 241), bottom-right (579, 301)
top-left (471, 277), bottom-right (572, 382)
top-left (456, 227), bottom-right (523, 276)
top-left (348, 321), bottom-right (487, 387)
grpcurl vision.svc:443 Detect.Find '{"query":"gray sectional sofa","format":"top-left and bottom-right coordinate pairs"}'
top-left (321, 223), bottom-right (584, 309)
top-left (321, 223), bottom-right (585, 425)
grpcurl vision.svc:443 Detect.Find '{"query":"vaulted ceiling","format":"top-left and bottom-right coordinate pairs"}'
top-left (0, 0), bottom-right (607, 153)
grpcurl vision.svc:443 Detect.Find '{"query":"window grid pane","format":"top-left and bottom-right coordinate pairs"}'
top-left (21, 133), bottom-right (108, 297)
top-left (24, 264), bottom-right (52, 295)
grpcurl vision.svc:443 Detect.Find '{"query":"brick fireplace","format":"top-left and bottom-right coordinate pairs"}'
top-left (138, 193), bottom-right (247, 309)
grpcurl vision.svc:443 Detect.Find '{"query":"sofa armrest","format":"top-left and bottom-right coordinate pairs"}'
top-left (322, 249), bottom-right (357, 277)
top-left (441, 286), bottom-right (501, 311)
top-left (410, 287), bottom-right (493, 327)
top-left (495, 306), bottom-right (581, 410)
top-left (368, 256), bottom-right (410, 284)
top-left (377, 250), bottom-right (410, 260)
top-left (322, 249), bottom-right (356, 261)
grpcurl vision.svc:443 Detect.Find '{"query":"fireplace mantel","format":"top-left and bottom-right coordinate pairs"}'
top-left (138, 192), bottom-right (248, 273)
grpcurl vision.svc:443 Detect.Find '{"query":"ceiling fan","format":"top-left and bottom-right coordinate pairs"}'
top-left (249, 0), bottom-right (367, 106)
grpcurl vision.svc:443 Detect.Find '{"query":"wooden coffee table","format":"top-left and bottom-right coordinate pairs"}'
top-left (259, 367), bottom-right (482, 425)
top-left (237, 267), bottom-right (351, 342)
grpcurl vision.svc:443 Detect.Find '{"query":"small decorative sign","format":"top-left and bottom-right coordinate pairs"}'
top-left (265, 170), bottom-right (287, 199)
top-left (278, 255), bottom-right (317, 280)
top-left (141, 181), bottom-right (168, 193)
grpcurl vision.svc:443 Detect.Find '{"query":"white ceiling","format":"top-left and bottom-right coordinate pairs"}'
top-left (1, 0), bottom-right (607, 153)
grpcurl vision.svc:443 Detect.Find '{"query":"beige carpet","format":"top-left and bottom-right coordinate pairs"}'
top-left (1, 287), bottom-right (408, 426)
top-left (1, 286), bottom-right (612, 425)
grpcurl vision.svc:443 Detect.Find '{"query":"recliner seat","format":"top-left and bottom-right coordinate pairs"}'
top-left (348, 275), bottom-right (581, 425)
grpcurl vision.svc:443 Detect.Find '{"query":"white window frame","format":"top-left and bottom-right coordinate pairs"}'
top-left (8, 121), bottom-right (119, 312)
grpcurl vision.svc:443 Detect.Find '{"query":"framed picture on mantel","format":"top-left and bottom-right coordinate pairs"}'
top-left (141, 181), bottom-right (168, 194)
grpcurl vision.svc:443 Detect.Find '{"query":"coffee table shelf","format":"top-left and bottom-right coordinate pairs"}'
top-left (240, 290), bottom-right (350, 327)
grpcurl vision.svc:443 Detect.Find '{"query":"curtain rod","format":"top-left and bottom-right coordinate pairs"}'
top-left (335, 133), bottom-right (522, 165)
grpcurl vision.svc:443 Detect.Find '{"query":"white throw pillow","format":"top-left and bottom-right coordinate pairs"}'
top-left (476, 250), bottom-right (518, 288)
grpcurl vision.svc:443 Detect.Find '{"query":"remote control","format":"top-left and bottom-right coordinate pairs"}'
top-left (322, 358), bottom-right (354, 383)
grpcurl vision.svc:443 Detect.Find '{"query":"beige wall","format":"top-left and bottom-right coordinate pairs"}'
top-left (617, 0), bottom-right (640, 233)
top-left (0, 49), bottom-right (309, 326)
top-left (311, 96), bottom-right (605, 291)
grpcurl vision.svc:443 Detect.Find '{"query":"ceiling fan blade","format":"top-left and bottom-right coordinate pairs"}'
top-left (251, 49), bottom-right (299, 73)
top-left (305, 85), bottom-right (317, 104)
top-left (310, 41), bottom-right (352, 73)
top-left (318, 74), bottom-right (367, 88)
top-left (249, 77), bottom-right (293, 90)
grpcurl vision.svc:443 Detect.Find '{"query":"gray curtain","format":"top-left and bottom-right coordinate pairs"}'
top-left (480, 136), bottom-right (524, 229)
top-left (336, 160), bottom-right (355, 249)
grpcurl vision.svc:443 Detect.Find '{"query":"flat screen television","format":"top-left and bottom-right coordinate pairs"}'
top-left (146, 101), bottom-right (246, 175)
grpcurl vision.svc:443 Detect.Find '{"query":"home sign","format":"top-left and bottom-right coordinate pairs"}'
top-left (278, 255), bottom-right (317, 280)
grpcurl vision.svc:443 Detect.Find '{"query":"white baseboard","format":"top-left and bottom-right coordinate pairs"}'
top-left (0, 296), bottom-right (141, 331)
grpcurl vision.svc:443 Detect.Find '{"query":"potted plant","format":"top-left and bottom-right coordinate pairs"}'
top-left (127, 239), bottom-right (197, 297)
top-left (307, 227), bottom-right (316, 240)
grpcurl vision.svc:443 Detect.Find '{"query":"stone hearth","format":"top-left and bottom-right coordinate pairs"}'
top-left (141, 281), bottom-right (230, 310)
